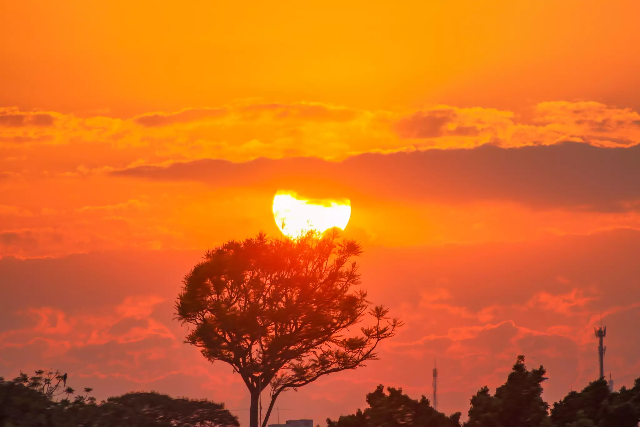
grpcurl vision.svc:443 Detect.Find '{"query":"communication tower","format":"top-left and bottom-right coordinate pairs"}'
top-left (594, 326), bottom-right (606, 379)
top-left (432, 360), bottom-right (438, 411)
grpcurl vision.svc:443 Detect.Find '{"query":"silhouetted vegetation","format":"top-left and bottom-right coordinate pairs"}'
top-left (550, 377), bottom-right (640, 427)
top-left (0, 371), bottom-right (238, 427)
top-left (3, 360), bottom-right (640, 427)
top-left (176, 232), bottom-right (401, 427)
top-left (327, 385), bottom-right (461, 427)
top-left (466, 355), bottom-right (549, 427)
top-left (329, 356), bottom-right (640, 427)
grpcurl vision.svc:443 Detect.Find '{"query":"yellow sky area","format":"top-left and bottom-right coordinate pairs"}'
top-left (2, 1), bottom-right (640, 114)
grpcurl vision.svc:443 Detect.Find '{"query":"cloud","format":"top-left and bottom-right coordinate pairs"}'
top-left (2, 101), bottom-right (639, 166)
top-left (237, 102), bottom-right (362, 122)
top-left (0, 135), bottom-right (54, 144)
top-left (108, 317), bottom-right (150, 336)
top-left (112, 142), bottom-right (640, 212)
top-left (27, 307), bottom-right (73, 335)
top-left (0, 230), bottom-right (40, 250)
top-left (526, 289), bottom-right (596, 316)
top-left (0, 205), bottom-right (34, 217)
top-left (135, 108), bottom-right (228, 127)
top-left (395, 109), bottom-right (481, 138)
top-left (76, 199), bottom-right (149, 213)
top-left (0, 110), bottom-right (55, 127)
top-left (0, 250), bottom-right (249, 412)
top-left (116, 296), bottom-right (166, 319)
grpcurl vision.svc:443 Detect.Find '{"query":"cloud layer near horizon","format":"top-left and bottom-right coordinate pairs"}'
top-left (2, 100), bottom-right (640, 172)
top-left (113, 142), bottom-right (640, 212)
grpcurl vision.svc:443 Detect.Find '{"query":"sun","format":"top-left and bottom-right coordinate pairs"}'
top-left (272, 191), bottom-right (351, 238)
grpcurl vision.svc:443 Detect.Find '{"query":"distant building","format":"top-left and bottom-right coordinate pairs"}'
top-left (268, 420), bottom-right (313, 427)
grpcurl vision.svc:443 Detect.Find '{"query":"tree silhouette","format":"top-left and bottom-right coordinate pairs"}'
top-left (1, 373), bottom-right (239, 427)
top-left (176, 231), bottom-right (401, 427)
top-left (102, 392), bottom-right (240, 427)
top-left (11, 369), bottom-right (71, 400)
top-left (326, 360), bottom-right (640, 427)
top-left (327, 384), bottom-right (461, 427)
top-left (551, 377), bottom-right (640, 427)
top-left (466, 355), bottom-right (549, 427)
top-left (1, 369), bottom-right (89, 426)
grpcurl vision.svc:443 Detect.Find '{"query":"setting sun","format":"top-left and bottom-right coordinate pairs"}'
top-left (272, 191), bottom-right (351, 238)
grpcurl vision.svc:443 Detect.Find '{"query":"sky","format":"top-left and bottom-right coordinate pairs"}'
top-left (1, 0), bottom-right (640, 424)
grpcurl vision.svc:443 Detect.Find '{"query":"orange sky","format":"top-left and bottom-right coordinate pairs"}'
top-left (2, 1), bottom-right (640, 114)
top-left (2, 1), bottom-right (640, 424)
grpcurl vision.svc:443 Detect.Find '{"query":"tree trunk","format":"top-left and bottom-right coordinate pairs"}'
top-left (261, 389), bottom-right (284, 427)
top-left (250, 390), bottom-right (260, 427)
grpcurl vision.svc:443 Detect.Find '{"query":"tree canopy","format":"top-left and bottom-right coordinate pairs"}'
top-left (466, 355), bottom-right (549, 427)
top-left (176, 231), bottom-right (401, 427)
top-left (4, 359), bottom-right (640, 427)
top-left (0, 371), bottom-right (239, 427)
top-left (550, 377), bottom-right (640, 427)
top-left (329, 355), bottom-right (640, 427)
top-left (327, 385), bottom-right (462, 427)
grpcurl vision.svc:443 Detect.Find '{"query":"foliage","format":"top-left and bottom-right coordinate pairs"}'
top-left (550, 377), bottom-right (640, 427)
top-left (176, 231), bottom-right (401, 427)
top-left (328, 355), bottom-right (640, 427)
top-left (1, 374), bottom-right (54, 427)
top-left (326, 385), bottom-right (461, 427)
top-left (104, 392), bottom-right (240, 427)
top-left (8, 369), bottom-right (74, 400)
top-left (466, 355), bottom-right (549, 427)
top-left (0, 372), bottom-right (238, 427)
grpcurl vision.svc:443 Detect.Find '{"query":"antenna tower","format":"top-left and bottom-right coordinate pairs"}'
top-left (594, 326), bottom-right (606, 379)
top-left (432, 360), bottom-right (438, 411)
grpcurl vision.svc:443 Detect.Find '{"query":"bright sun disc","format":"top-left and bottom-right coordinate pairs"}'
top-left (272, 191), bottom-right (351, 238)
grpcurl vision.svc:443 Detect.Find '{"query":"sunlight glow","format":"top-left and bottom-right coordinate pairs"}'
top-left (272, 191), bottom-right (351, 238)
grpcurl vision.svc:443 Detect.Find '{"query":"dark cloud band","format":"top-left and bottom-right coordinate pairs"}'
top-left (112, 142), bottom-right (640, 212)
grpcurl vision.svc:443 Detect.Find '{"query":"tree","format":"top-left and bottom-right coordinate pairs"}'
top-left (550, 377), bottom-right (640, 427)
top-left (327, 385), bottom-right (461, 427)
top-left (0, 373), bottom-right (239, 427)
top-left (11, 369), bottom-right (72, 400)
top-left (100, 392), bottom-right (240, 427)
top-left (1, 369), bottom-right (90, 427)
top-left (1, 373), bottom-right (54, 427)
top-left (550, 379), bottom-right (610, 426)
top-left (466, 355), bottom-right (549, 427)
top-left (467, 387), bottom-right (501, 427)
top-left (176, 231), bottom-right (401, 427)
